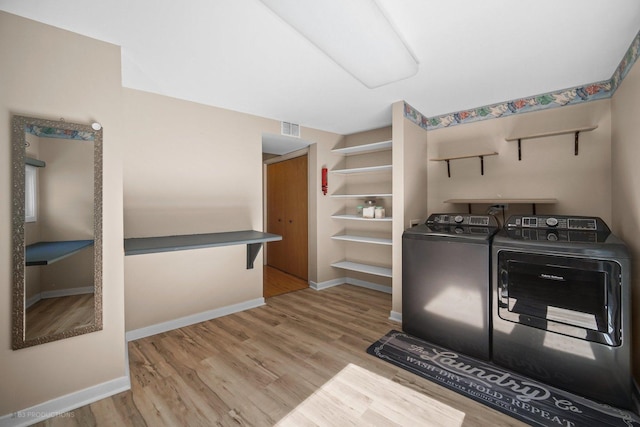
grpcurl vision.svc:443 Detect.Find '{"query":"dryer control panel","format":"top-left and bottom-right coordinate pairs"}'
top-left (505, 215), bottom-right (608, 231)
top-left (503, 215), bottom-right (611, 242)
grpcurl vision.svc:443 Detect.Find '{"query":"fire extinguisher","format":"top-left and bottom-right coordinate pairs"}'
top-left (322, 167), bottom-right (328, 195)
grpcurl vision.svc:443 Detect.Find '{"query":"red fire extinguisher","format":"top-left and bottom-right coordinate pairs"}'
top-left (322, 167), bottom-right (328, 195)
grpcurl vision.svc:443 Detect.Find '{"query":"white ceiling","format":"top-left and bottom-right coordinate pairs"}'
top-left (1, 1), bottom-right (639, 135)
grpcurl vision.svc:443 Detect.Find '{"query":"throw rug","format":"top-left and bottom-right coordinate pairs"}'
top-left (367, 330), bottom-right (640, 427)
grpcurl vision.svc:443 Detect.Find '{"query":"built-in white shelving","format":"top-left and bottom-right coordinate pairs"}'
top-left (330, 139), bottom-right (393, 281)
top-left (331, 140), bottom-right (392, 156)
top-left (331, 235), bottom-right (392, 246)
top-left (331, 165), bottom-right (392, 174)
top-left (331, 214), bottom-right (392, 222)
top-left (330, 261), bottom-right (392, 278)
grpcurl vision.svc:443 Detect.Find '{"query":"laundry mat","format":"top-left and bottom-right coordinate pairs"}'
top-left (367, 330), bottom-right (640, 427)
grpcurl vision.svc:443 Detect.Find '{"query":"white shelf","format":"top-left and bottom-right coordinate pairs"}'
top-left (444, 198), bottom-right (558, 204)
top-left (331, 261), bottom-right (392, 278)
top-left (331, 214), bottom-right (392, 222)
top-left (331, 165), bottom-right (392, 174)
top-left (331, 235), bottom-right (392, 246)
top-left (430, 152), bottom-right (498, 162)
top-left (331, 140), bottom-right (392, 156)
top-left (505, 126), bottom-right (597, 142)
top-left (330, 193), bottom-right (392, 198)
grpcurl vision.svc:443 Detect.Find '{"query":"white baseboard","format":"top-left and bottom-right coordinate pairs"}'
top-left (389, 311), bottom-right (402, 323)
top-left (310, 277), bottom-right (393, 294)
top-left (345, 277), bottom-right (392, 294)
top-left (0, 375), bottom-right (130, 427)
top-left (25, 287), bottom-right (94, 309)
top-left (125, 297), bottom-right (266, 342)
top-left (41, 286), bottom-right (94, 299)
top-left (309, 278), bottom-right (345, 290)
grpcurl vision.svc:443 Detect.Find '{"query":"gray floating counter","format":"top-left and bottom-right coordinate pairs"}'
top-left (26, 240), bottom-right (93, 266)
top-left (124, 230), bottom-right (282, 269)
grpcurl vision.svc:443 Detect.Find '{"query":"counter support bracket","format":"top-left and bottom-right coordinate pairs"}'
top-left (246, 243), bottom-right (263, 269)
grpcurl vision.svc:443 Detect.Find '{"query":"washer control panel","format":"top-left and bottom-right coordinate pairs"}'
top-left (427, 213), bottom-right (498, 227)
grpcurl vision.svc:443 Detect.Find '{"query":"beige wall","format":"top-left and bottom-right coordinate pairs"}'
top-left (121, 89), bottom-right (347, 330)
top-left (40, 137), bottom-right (95, 292)
top-left (122, 88), bottom-right (278, 237)
top-left (122, 88), bottom-right (280, 331)
top-left (391, 102), bottom-right (430, 315)
top-left (0, 11), bottom-right (126, 416)
top-left (611, 59), bottom-right (640, 380)
top-left (301, 127), bottom-right (346, 284)
top-left (426, 100), bottom-right (612, 224)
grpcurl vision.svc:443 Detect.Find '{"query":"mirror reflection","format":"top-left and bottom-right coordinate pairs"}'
top-left (12, 115), bottom-right (103, 349)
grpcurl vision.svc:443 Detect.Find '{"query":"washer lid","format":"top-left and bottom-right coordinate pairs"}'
top-left (403, 223), bottom-right (498, 242)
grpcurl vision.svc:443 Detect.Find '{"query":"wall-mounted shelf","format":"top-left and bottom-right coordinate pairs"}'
top-left (430, 152), bottom-right (498, 177)
top-left (25, 157), bottom-right (46, 168)
top-left (331, 235), bottom-right (392, 246)
top-left (331, 140), bottom-right (392, 156)
top-left (331, 165), bottom-right (392, 174)
top-left (444, 198), bottom-right (558, 214)
top-left (124, 230), bottom-right (282, 269)
top-left (26, 240), bottom-right (93, 266)
top-left (331, 261), bottom-right (392, 278)
top-left (505, 125), bottom-right (597, 160)
top-left (331, 214), bottom-right (392, 222)
top-left (330, 193), bottom-right (392, 198)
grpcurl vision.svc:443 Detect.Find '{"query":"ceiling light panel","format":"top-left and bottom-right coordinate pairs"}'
top-left (259, 0), bottom-right (418, 88)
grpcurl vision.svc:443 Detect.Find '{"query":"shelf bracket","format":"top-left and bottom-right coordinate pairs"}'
top-left (517, 138), bottom-right (522, 161)
top-left (479, 155), bottom-right (485, 175)
top-left (574, 131), bottom-right (580, 156)
top-left (246, 243), bottom-right (263, 269)
top-left (446, 159), bottom-right (451, 178)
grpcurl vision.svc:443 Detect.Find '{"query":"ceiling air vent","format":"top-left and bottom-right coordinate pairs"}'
top-left (281, 121), bottom-right (300, 138)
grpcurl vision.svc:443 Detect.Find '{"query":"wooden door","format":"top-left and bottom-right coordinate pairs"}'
top-left (266, 155), bottom-right (308, 280)
top-left (267, 161), bottom-right (286, 272)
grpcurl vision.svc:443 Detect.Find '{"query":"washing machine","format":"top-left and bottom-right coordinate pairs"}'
top-left (492, 215), bottom-right (632, 409)
top-left (402, 213), bottom-right (499, 360)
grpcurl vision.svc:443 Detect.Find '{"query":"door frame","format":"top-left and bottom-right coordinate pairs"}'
top-left (263, 147), bottom-right (310, 277)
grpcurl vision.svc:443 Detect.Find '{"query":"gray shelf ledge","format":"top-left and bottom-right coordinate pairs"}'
top-left (124, 230), bottom-right (282, 269)
top-left (26, 240), bottom-right (93, 266)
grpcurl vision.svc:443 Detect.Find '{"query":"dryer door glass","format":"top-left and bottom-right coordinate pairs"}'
top-left (497, 252), bottom-right (621, 346)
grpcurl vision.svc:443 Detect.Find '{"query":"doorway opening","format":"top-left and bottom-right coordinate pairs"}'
top-left (263, 133), bottom-right (310, 298)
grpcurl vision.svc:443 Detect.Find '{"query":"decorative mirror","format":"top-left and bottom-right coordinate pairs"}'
top-left (11, 115), bottom-right (103, 349)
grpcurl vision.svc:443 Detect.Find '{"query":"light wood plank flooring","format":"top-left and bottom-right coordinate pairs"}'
top-left (26, 294), bottom-right (94, 341)
top-left (263, 265), bottom-right (308, 298)
top-left (36, 285), bottom-right (525, 426)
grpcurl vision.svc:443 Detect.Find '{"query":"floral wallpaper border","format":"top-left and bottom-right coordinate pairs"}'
top-left (25, 124), bottom-right (95, 141)
top-left (405, 29), bottom-right (640, 131)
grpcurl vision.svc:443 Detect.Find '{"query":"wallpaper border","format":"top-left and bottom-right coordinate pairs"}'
top-left (404, 29), bottom-right (640, 131)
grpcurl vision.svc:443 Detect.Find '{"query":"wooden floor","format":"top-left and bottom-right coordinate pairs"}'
top-left (26, 294), bottom-right (94, 341)
top-left (263, 265), bottom-right (308, 298)
top-left (36, 285), bottom-right (526, 426)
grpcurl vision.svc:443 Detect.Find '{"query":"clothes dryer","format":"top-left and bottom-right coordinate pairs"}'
top-left (492, 215), bottom-right (632, 408)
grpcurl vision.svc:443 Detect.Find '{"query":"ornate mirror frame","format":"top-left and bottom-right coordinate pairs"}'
top-left (11, 115), bottom-right (103, 349)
